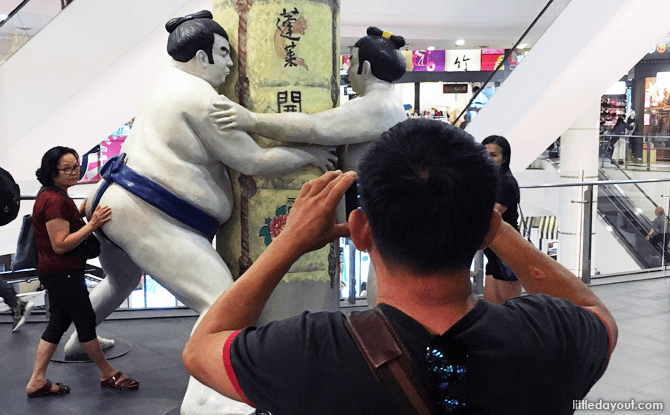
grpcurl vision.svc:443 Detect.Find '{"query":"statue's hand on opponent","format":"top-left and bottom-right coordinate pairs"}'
top-left (302, 146), bottom-right (337, 172)
top-left (210, 97), bottom-right (256, 131)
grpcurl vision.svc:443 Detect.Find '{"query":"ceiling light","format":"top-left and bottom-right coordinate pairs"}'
top-left (455, 39), bottom-right (465, 46)
top-left (518, 43), bottom-right (528, 49)
top-left (0, 14), bottom-right (7, 21)
top-left (427, 46), bottom-right (435, 51)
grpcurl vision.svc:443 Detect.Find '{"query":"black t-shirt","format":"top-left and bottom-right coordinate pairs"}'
top-left (229, 295), bottom-right (610, 415)
top-left (499, 171), bottom-right (520, 230)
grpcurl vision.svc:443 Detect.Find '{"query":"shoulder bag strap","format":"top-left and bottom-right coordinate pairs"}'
top-left (344, 307), bottom-right (433, 415)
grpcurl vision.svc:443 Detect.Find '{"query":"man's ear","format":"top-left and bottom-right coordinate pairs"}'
top-left (195, 50), bottom-right (210, 68)
top-left (479, 209), bottom-right (502, 250)
top-left (349, 209), bottom-right (372, 252)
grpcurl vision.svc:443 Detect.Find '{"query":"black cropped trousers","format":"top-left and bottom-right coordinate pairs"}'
top-left (38, 269), bottom-right (97, 344)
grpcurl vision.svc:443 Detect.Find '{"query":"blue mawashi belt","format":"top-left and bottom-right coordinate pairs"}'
top-left (92, 154), bottom-right (219, 237)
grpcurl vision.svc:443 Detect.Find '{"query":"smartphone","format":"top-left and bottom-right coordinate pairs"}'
top-left (345, 179), bottom-right (359, 219)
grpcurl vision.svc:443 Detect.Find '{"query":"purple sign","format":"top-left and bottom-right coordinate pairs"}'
top-left (412, 50), bottom-right (445, 72)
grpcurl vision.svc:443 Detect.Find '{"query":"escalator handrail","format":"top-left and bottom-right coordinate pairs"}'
top-left (0, 0), bottom-right (30, 29)
top-left (599, 143), bottom-right (659, 210)
top-left (598, 179), bottom-right (654, 233)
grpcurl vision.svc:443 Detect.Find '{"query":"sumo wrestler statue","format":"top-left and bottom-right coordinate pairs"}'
top-left (64, 10), bottom-right (334, 415)
top-left (212, 26), bottom-right (408, 305)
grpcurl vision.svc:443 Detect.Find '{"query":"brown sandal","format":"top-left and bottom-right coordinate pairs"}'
top-left (27, 379), bottom-right (71, 398)
top-left (100, 371), bottom-right (139, 390)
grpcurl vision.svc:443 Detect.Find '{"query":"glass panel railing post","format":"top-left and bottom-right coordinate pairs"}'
top-left (624, 137), bottom-right (629, 169)
top-left (646, 135), bottom-right (652, 171)
top-left (347, 239), bottom-right (356, 304)
top-left (473, 251), bottom-right (484, 295)
top-left (582, 185), bottom-right (594, 284)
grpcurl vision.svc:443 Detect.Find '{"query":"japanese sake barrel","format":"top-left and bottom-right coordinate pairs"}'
top-left (214, 0), bottom-right (341, 324)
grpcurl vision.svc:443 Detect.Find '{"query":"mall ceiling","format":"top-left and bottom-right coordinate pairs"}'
top-left (0, 0), bottom-right (572, 52)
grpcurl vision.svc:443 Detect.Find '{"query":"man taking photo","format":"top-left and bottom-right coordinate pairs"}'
top-left (184, 118), bottom-right (616, 414)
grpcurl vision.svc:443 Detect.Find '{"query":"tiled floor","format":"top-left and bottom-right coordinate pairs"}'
top-left (1, 277), bottom-right (670, 415)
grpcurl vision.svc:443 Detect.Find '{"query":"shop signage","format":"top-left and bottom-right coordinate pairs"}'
top-left (400, 50), bottom-right (414, 71)
top-left (481, 48), bottom-right (505, 71)
top-left (341, 54), bottom-right (350, 70)
top-left (412, 50), bottom-right (445, 71)
top-left (443, 84), bottom-right (469, 94)
top-left (446, 49), bottom-right (481, 72)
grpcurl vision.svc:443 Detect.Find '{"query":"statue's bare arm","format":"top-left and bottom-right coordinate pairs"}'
top-left (192, 111), bottom-right (336, 174)
top-left (210, 95), bottom-right (403, 145)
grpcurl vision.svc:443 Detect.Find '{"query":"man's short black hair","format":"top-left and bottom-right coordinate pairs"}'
top-left (354, 27), bottom-right (406, 83)
top-left (358, 119), bottom-right (499, 272)
top-left (166, 10), bottom-right (229, 64)
top-left (36, 146), bottom-right (79, 187)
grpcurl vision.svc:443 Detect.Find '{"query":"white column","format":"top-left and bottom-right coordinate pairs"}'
top-left (558, 100), bottom-right (600, 277)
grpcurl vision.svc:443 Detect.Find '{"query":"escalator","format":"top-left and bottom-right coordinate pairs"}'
top-left (597, 165), bottom-right (667, 268)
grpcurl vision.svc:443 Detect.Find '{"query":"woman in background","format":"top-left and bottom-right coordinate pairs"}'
top-left (26, 146), bottom-right (138, 398)
top-left (482, 135), bottom-right (522, 304)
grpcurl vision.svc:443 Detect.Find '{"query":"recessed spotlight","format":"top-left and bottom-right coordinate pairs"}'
top-left (455, 39), bottom-right (465, 46)
top-left (518, 43), bottom-right (528, 49)
top-left (427, 46), bottom-right (435, 51)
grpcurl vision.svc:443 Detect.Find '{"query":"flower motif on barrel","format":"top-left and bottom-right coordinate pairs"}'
top-left (259, 204), bottom-right (289, 246)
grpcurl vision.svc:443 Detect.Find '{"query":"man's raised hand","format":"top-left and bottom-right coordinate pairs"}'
top-left (278, 170), bottom-right (356, 254)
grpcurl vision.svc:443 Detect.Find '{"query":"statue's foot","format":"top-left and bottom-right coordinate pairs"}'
top-left (181, 377), bottom-right (255, 415)
top-left (64, 334), bottom-right (115, 357)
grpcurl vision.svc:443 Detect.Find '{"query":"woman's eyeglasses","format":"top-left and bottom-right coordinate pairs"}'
top-left (58, 165), bottom-right (81, 175)
top-left (426, 338), bottom-right (470, 414)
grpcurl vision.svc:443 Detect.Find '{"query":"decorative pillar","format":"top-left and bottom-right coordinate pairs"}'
top-left (558, 99), bottom-right (600, 279)
top-left (214, 0), bottom-right (340, 325)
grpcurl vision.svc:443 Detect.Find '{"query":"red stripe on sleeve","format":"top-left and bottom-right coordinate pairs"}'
top-left (223, 330), bottom-right (256, 408)
top-left (584, 308), bottom-right (614, 360)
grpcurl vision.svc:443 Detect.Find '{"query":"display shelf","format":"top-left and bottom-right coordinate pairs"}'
top-left (601, 95), bottom-right (627, 131)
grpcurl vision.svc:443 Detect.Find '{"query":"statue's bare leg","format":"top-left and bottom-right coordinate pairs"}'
top-left (64, 235), bottom-right (143, 355)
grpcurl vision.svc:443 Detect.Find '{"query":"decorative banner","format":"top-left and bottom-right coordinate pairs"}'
top-left (412, 50), bottom-right (445, 71)
top-left (481, 48), bottom-right (505, 71)
top-left (214, 0), bottom-right (341, 320)
top-left (446, 49), bottom-right (481, 72)
top-left (79, 135), bottom-right (127, 183)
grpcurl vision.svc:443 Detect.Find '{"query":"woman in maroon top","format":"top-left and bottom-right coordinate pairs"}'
top-left (26, 147), bottom-right (138, 398)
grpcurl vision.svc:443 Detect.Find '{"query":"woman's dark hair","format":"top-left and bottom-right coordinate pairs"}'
top-left (36, 146), bottom-right (79, 186)
top-left (354, 27), bottom-right (406, 83)
top-left (482, 135), bottom-right (511, 175)
top-left (166, 10), bottom-right (229, 64)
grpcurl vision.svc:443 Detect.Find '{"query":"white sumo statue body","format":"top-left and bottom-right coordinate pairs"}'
top-left (64, 11), bottom-right (334, 415)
